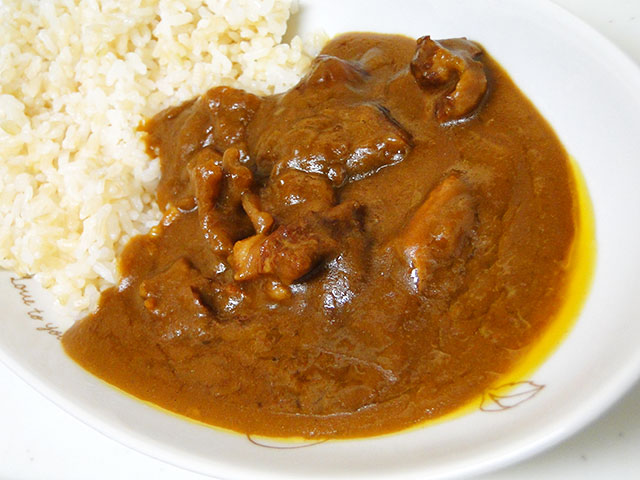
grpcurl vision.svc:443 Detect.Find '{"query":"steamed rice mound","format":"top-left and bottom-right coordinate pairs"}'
top-left (0, 0), bottom-right (325, 314)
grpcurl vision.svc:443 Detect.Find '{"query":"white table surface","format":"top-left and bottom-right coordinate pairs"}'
top-left (2, 1), bottom-right (639, 479)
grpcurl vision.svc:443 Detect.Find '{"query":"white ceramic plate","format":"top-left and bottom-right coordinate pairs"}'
top-left (2, 0), bottom-right (640, 478)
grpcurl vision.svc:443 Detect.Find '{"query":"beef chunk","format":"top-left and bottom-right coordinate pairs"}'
top-left (395, 173), bottom-right (477, 293)
top-left (411, 36), bottom-right (487, 123)
top-left (253, 102), bottom-right (412, 186)
top-left (229, 201), bottom-right (362, 286)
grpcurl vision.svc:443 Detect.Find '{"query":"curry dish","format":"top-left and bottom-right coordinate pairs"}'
top-left (63, 33), bottom-right (577, 438)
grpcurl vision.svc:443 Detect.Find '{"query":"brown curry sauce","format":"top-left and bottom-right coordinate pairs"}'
top-left (63, 33), bottom-right (577, 438)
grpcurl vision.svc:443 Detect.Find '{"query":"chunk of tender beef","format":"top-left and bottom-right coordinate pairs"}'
top-left (395, 173), bottom-right (477, 293)
top-left (139, 258), bottom-right (214, 341)
top-left (188, 147), bottom-right (260, 253)
top-left (411, 36), bottom-right (487, 123)
top-left (253, 102), bottom-right (412, 186)
top-left (261, 170), bottom-right (335, 224)
top-left (145, 86), bottom-right (261, 210)
top-left (230, 225), bottom-right (333, 285)
top-left (259, 223), bottom-right (338, 285)
top-left (199, 86), bottom-right (262, 157)
top-left (229, 201), bottom-right (362, 286)
top-left (303, 55), bottom-right (368, 89)
top-left (187, 150), bottom-right (231, 253)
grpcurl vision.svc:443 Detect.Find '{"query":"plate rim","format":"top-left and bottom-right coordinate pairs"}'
top-left (2, 0), bottom-right (640, 478)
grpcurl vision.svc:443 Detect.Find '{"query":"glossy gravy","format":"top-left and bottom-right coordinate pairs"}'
top-left (63, 33), bottom-right (578, 438)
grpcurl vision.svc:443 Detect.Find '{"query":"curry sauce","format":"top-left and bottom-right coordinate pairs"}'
top-left (63, 33), bottom-right (579, 438)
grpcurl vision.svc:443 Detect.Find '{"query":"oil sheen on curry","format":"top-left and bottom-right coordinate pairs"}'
top-left (63, 33), bottom-right (578, 438)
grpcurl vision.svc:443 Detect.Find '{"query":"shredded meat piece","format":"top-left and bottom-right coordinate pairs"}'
top-left (241, 193), bottom-right (273, 234)
top-left (259, 224), bottom-right (337, 285)
top-left (187, 146), bottom-right (265, 253)
top-left (221, 147), bottom-right (253, 207)
top-left (229, 201), bottom-right (361, 285)
top-left (411, 36), bottom-right (487, 123)
top-left (395, 173), bottom-right (477, 293)
top-left (229, 225), bottom-right (334, 285)
top-left (229, 233), bottom-right (267, 281)
top-left (146, 87), bottom-right (261, 210)
top-left (187, 150), bottom-right (231, 253)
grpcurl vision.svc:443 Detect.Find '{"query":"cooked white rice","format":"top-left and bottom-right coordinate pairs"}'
top-left (0, 0), bottom-right (326, 315)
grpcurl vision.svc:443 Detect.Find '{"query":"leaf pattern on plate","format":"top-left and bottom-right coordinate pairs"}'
top-left (246, 434), bottom-right (328, 449)
top-left (480, 380), bottom-right (545, 412)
